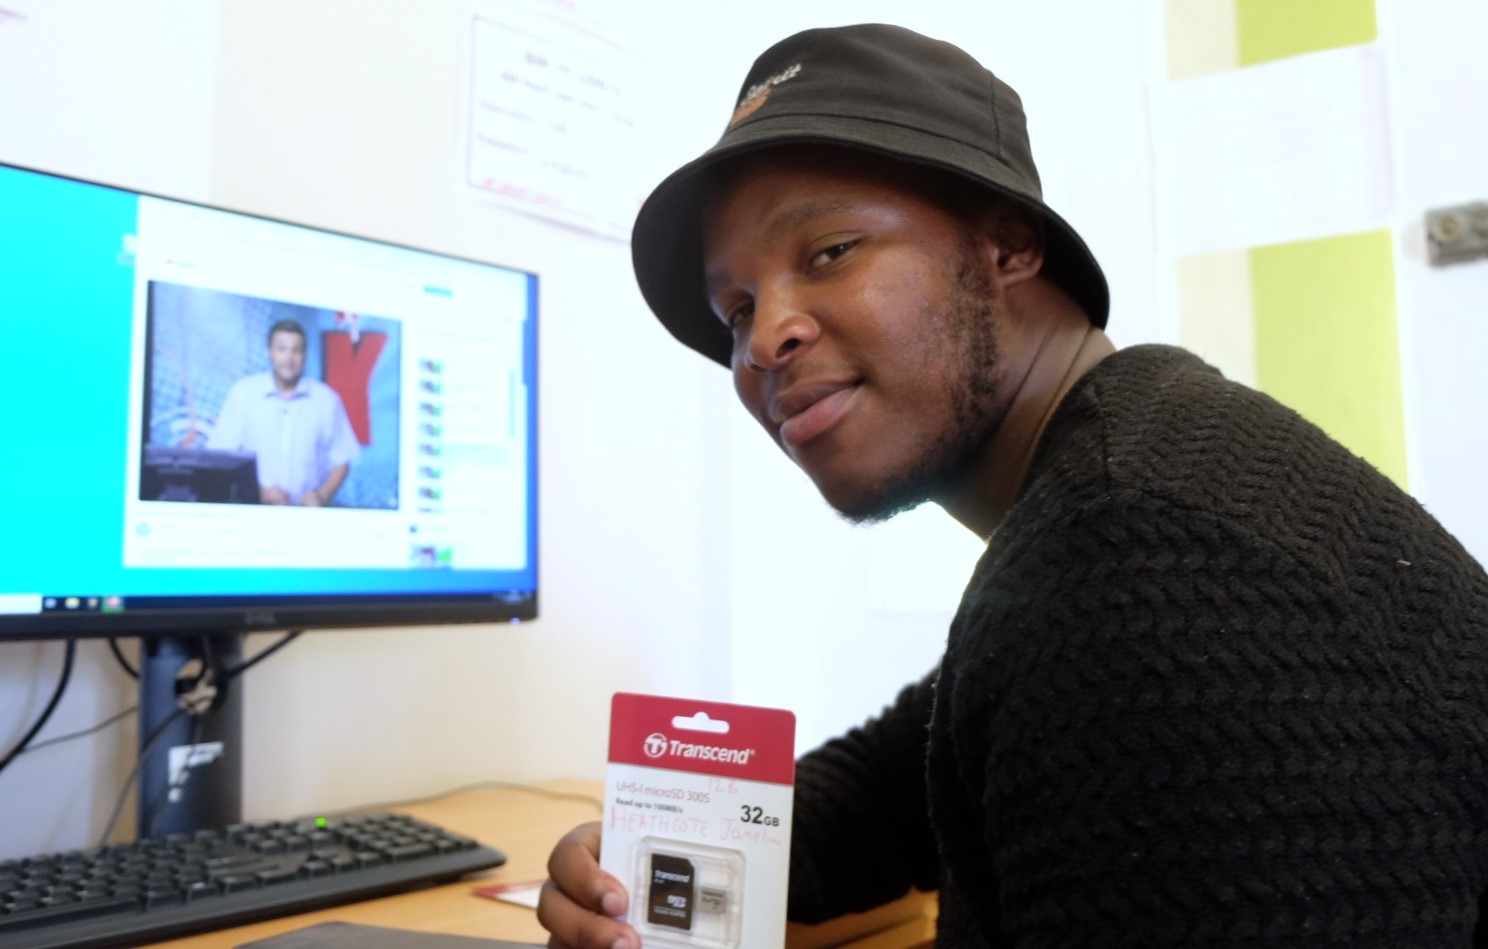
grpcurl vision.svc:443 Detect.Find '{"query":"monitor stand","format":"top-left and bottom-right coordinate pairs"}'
top-left (137, 633), bottom-right (245, 837)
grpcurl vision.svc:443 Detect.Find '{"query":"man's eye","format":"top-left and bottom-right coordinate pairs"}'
top-left (809, 241), bottom-right (856, 269)
top-left (723, 300), bottom-right (754, 329)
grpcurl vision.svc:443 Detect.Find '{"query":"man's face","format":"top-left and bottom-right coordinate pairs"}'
top-left (702, 151), bottom-right (1011, 522)
top-left (268, 329), bottom-right (306, 391)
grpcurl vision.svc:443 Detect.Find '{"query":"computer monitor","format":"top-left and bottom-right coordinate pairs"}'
top-left (0, 161), bottom-right (539, 835)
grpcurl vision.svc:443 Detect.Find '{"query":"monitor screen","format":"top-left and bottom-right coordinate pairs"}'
top-left (0, 162), bottom-right (539, 638)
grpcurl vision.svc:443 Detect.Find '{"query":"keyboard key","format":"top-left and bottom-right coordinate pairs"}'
top-left (142, 888), bottom-right (182, 908)
top-left (0, 894), bottom-right (137, 933)
top-left (183, 881), bottom-right (217, 902)
top-left (382, 843), bottom-right (434, 861)
top-left (255, 868), bottom-right (300, 886)
top-left (301, 861), bottom-right (333, 878)
top-left (216, 875), bottom-right (258, 894)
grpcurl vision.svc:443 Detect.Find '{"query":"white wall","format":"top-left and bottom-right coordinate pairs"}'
top-left (1378, 0), bottom-right (1488, 561)
top-left (1, 0), bottom-right (1485, 861)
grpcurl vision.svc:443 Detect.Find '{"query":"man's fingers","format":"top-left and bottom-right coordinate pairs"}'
top-left (537, 821), bottom-right (635, 949)
top-left (536, 878), bottom-right (635, 949)
top-left (546, 822), bottom-right (627, 912)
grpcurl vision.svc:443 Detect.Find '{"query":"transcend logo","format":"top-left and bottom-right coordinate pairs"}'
top-left (643, 733), bottom-right (669, 758)
top-left (651, 738), bottom-right (756, 765)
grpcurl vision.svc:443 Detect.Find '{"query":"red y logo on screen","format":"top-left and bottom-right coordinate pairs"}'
top-left (323, 312), bottom-right (385, 446)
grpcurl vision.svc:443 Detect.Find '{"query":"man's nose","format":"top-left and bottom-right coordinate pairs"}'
top-left (741, 289), bottom-right (821, 372)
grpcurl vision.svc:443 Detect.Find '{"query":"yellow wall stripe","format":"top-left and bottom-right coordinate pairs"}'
top-left (1250, 229), bottom-right (1406, 488)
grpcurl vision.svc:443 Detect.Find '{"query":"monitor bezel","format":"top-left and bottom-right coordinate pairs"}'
top-left (0, 160), bottom-right (540, 641)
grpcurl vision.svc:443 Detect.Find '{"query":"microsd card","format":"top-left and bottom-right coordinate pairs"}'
top-left (648, 852), bottom-right (696, 929)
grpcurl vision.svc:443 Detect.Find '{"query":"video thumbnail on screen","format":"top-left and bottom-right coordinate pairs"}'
top-left (140, 281), bottom-right (402, 511)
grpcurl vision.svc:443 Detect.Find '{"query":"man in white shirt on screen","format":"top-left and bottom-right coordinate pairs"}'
top-left (210, 318), bottom-right (360, 506)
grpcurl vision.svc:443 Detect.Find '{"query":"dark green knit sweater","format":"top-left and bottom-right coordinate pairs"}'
top-left (789, 345), bottom-right (1488, 947)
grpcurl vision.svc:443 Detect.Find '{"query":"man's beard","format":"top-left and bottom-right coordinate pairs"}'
top-left (836, 235), bottom-right (1006, 525)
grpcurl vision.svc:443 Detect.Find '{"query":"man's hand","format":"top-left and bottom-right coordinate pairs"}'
top-left (299, 489), bottom-right (324, 507)
top-left (261, 486), bottom-right (290, 505)
top-left (536, 821), bottom-right (638, 949)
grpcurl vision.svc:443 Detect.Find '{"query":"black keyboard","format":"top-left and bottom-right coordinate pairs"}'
top-left (0, 811), bottom-right (507, 949)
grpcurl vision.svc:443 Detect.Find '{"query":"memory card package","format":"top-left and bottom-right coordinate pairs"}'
top-left (603, 693), bottom-right (795, 949)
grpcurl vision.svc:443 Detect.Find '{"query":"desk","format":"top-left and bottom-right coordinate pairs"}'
top-left (150, 780), bottom-right (935, 949)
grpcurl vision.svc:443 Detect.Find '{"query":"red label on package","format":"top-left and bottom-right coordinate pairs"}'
top-left (608, 693), bottom-right (795, 786)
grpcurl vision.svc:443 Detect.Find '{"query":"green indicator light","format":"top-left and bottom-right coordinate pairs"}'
top-left (316, 817), bottom-right (327, 828)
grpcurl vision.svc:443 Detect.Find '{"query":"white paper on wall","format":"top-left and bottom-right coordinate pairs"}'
top-left (462, 0), bottom-right (649, 241)
top-left (1152, 44), bottom-right (1394, 256)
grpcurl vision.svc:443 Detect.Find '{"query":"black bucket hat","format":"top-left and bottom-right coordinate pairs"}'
top-left (630, 23), bottom-right (1110, 367)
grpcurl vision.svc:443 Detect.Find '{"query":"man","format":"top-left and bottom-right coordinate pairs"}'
top-left (210, 319), bottom-right (359, 506)
top-left (541, 24), bottom-right (1488, 948)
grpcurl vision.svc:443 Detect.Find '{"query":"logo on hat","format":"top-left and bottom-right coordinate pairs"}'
top-left (729, 63), bottom-right (801, 127)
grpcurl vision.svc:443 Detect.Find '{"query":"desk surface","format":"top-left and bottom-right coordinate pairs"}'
top-left (148, 780), bottom-right (935, 949)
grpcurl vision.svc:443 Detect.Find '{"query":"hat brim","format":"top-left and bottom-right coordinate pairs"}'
top-left (631, 114), bottom-right (1109, 367)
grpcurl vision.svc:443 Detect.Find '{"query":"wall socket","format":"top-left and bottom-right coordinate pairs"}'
top-left (1426, 201), bottom-right (1488, 266)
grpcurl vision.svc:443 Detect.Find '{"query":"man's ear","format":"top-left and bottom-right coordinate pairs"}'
top-left (975, 201), bottom-right (1045, 287)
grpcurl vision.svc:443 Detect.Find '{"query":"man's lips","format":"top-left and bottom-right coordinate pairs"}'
top-left (770, 380), bottom-right (860, 449)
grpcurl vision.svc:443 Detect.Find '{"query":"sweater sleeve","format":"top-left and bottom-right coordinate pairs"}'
top-left (787, 671), bottom-right (942, 923)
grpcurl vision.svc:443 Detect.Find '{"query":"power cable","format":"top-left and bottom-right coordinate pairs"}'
top-left (0, 640), bottom-right (78, 777)
top-left (18, 705), bottom-right (138, 756)
top-left (108, 638), bottom-right (140, 680)
top-left (97, 704), bottom-right (188, 847)
top-left (219, 631), bottom-right (302, 683)
top-left (341, 779), bottom-right (605, 815)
